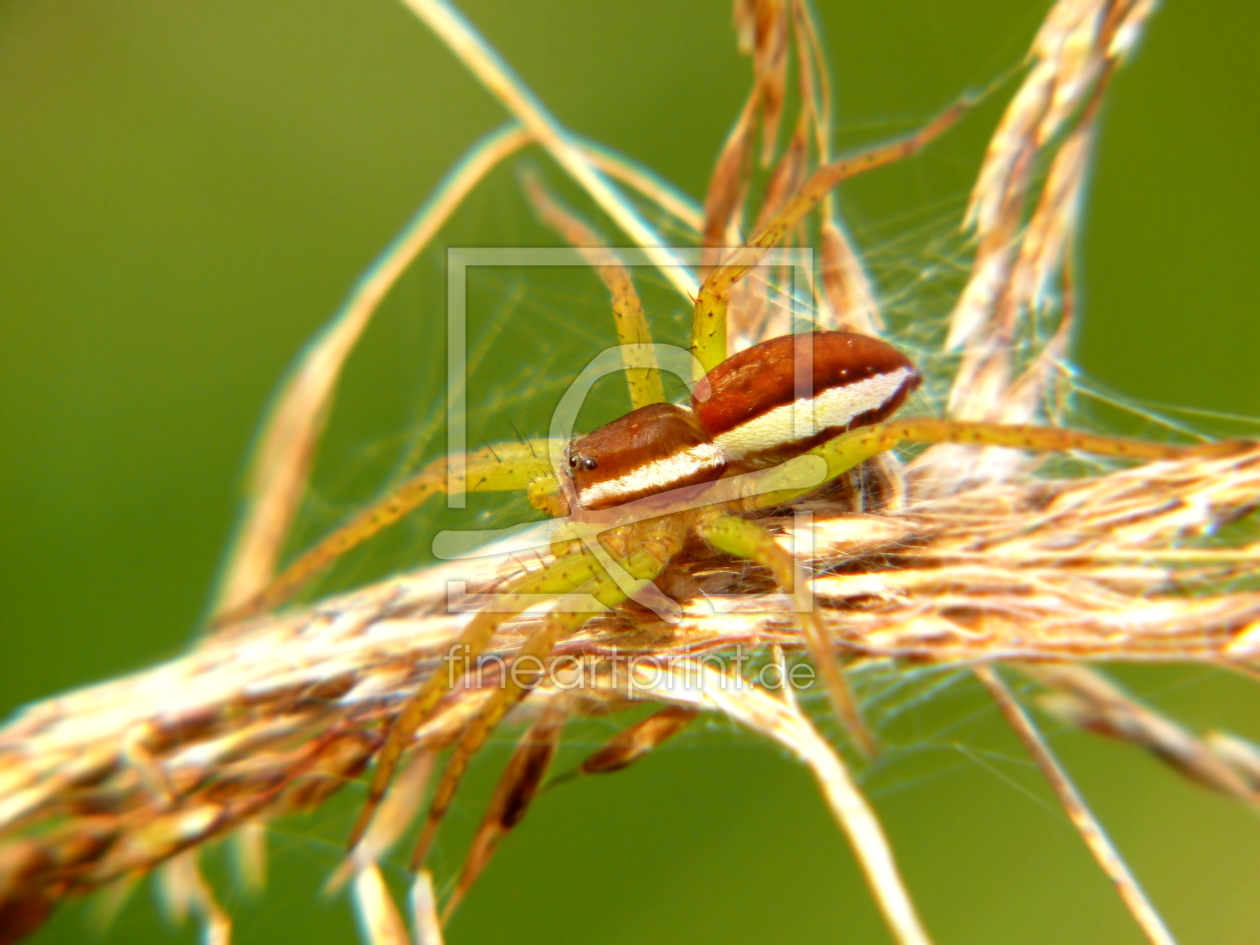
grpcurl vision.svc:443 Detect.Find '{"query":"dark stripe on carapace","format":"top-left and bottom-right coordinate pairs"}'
top-left (691, 330), bottom-right (920, 465)
top-left (567, 402), bottom-right (727, 510)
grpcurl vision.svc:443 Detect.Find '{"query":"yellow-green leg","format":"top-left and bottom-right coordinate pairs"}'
top-left (690, 101), bottom-right (969, 373)
top-left (409, 543), bottom-right (673, 870)
top-left (214, 440), bottom-right (557, 626)
top-left (748, 419), bottom-right (1254, 511)
top-left (696, 510), bottom-right (876, 756)
top-left (523, 172), bottom-right (665, 410)
top-left (345, 545), bottom-right (604, 850)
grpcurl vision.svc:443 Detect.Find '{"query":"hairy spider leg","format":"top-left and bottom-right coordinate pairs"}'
top-left (690, 99), bottom-right (970, 373)
top-left (408, 608), bottom-right (578, 872)
top-left (215, 440), bottom-right (558, 626)
top-left (696, 509), bottom-right (877, 756)
top-left (523, 172), bottom-right (665, 410)
top-left (344, 543), bottom-right (604, 850)
top-left (409, 528), bottom-right (679, 871)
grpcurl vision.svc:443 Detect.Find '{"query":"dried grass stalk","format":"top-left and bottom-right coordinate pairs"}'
top-left (214, 123), bottom-right (532, 616)
top-left (665, 665), bottom-right (930, 945)
top-left (353, 864), bottom-right (410, 945)
top-left (975, 666), bottom-right (1175, 945)
top-left (1023, 663), bottom-right (1257, 799)
top-left (398, 0), bottom-right (698, 300)
top-left (410, 871), bottom-right (445, 945)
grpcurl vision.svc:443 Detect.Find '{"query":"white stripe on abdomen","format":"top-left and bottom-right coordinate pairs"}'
top-left (713, 367), bottom-right (913, 459)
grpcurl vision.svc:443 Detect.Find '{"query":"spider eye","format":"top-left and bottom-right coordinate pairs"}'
top-left (582, 457), bottom-right (598, 471)
top-left (568, 455), bottom-right (578, 468)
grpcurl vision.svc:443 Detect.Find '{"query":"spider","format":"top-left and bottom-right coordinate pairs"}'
top-left (214, 98), bottom-right (1245, 892)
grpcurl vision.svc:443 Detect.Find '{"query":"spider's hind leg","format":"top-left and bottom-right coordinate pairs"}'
top-left (696, 509), bottom-right (876, 756)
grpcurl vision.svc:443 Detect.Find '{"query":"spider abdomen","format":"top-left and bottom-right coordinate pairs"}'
top-left (693, 330), bottom-right (920, 465)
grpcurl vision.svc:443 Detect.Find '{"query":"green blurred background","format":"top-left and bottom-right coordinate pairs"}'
top-left (2, 1), bottom-right (1259, 942)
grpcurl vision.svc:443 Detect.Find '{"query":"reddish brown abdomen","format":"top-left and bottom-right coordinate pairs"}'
top-left (692, 331), bottom-right (920, 464)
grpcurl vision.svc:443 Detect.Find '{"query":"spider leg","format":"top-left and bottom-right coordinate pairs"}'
top-left (875, 419), bottom-right (1253, 463)
top-left (696, 509), bottom-right (877, 756)
top-left (408, 608), bottom-right (580, 874)
top-left (523, 172), bottom-right (665, 410)
top-left (745, 419), bottom-right (1255, 510)
top-left (409, 537), bottom-right (679, 871)
top-left (345, 546), bottom-right (604, 851)
top-left (691, 99), bottom-right (969, 372)
top-left (213, 440), bottom-right (557, 626)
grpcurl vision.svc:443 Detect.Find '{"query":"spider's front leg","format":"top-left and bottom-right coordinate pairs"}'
top-left (346, 513), bottom-right (687, 855)
top-left (213, 439), bottom-right (560, 626)
top-left (690, 99), bottom-right (969, 373)
top-left (344, 541), bottom-right (598, 849)
top-left (408, 512), bottom-right (689, 869)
